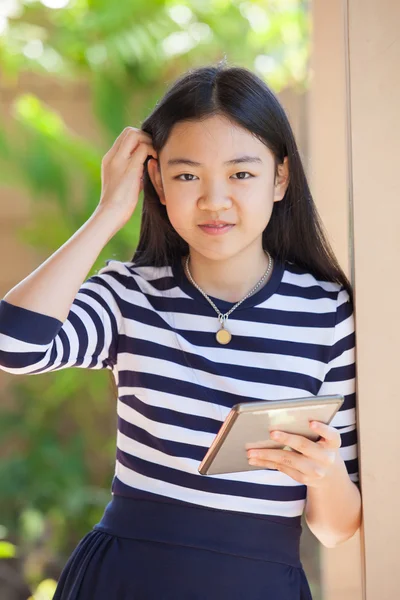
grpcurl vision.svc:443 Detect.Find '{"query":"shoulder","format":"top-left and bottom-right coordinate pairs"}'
top-left (94, 259), bottom-right (175, 290)
top-left (281, 261), bottom-right (349, 304)
top-left (279, 261), bottom-right (353, 330)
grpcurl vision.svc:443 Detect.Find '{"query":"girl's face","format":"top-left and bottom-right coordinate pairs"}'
top-left (148, 114), bottom-right (289, 262)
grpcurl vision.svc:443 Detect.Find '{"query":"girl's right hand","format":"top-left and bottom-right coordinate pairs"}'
top-left (97, 127), bottom-right (158, 229)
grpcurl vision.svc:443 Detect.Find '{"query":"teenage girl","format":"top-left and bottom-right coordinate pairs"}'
top-left (0, 63), bottom-right (361, 599)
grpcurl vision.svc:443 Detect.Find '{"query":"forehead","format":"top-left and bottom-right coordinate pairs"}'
top-left (161, 115), bottom-right (271, 161)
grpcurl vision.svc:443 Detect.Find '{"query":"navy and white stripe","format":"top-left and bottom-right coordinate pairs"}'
top-left (0, 257), bottom-right (358, 522)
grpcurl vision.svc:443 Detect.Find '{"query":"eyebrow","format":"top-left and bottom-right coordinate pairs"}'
top-left (166, 155), bottom-right (263, 167)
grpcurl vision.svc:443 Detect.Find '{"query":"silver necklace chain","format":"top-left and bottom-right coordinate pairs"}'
top-left (184, 251), bottom-right (273, 327)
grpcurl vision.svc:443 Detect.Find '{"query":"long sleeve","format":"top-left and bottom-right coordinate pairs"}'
top-left (0, 260), bottom-right (125, 375)
top-left (318, 286), bottom-right (358, 483)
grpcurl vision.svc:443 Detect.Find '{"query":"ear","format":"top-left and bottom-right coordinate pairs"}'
top-left (147, 157), bottom-right (166, 205)
top-left (273, 156), bottom-right (289, 203)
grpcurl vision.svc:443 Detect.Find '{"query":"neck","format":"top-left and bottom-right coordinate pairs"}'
top-left (184, 247), bottom-right (273, 303)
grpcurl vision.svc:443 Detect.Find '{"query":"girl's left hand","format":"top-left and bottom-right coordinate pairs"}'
top-left (246, 421), bottom-right (342, 488)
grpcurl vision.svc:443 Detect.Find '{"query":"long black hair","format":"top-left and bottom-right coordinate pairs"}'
top-left (133, 61), bottom-right (353, 302)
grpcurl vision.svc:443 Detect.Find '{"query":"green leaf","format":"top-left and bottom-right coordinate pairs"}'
top-left (19, 508), bottom-right (46, 544)
top-left (28, 578), bottom-right (58, 600)
top-left (0, 540), bottom-right (17, 559)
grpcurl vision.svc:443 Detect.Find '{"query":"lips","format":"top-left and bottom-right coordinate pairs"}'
top-left (198, 223), bottom-right (235, 235)
top-left (199, 221), bottom-right (234, 226)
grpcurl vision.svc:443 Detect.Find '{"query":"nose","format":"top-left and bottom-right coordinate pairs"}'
top-left (197, 182), bottom-right (232, 212)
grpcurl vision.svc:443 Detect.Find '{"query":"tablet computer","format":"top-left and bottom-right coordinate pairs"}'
top-left (198, 394), bottom-right (344, 476)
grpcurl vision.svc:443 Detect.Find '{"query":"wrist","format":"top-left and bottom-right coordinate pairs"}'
top-left (308, 452), bottom-right (348, 491)
top-left (91, 204), bottom-right (125, 240)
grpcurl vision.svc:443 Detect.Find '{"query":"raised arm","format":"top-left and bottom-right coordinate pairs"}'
top-left (0, 127), bottom-right (157, 375)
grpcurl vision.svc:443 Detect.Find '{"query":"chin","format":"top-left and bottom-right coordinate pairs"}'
top-left (187, 246), bottom-right (240, 262)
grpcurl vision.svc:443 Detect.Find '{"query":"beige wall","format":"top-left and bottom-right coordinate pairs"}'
top-left (348, 0), bottom-right (400, 598)
top-left (309, 2), bottom-right (363, 598)
top-left (310, 0), bottom-right (400, 598)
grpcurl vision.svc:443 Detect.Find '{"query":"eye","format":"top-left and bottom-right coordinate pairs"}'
top-left (231, 172), bottom-right (254, 180)
top-left (174, 174), bottom-right (198, 181)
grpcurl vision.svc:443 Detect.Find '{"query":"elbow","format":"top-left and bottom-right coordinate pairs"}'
top-left (312, 525), bottom-right (361, 549)
top-left (317, 534), bottom-right (346, 549)
top-left (306, 515), bottom-right (361, 549)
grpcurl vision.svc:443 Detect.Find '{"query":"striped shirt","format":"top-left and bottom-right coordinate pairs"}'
top-left (0, 257), bottom-right (358, 524)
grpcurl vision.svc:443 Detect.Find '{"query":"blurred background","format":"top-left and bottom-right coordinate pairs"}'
top-left (0, 1), bottom-right (361, 599)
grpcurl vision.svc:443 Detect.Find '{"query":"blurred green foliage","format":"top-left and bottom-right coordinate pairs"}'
top-left (0, 0), bottom-right (310, 594)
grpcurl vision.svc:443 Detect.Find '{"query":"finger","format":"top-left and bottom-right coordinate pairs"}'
top-left (248, 457), bottom-right (323, 486)
top-left (310, 421), bottom-right (342, 449)
top-left (104, 127), bottom-right (133, 160)
top-left (127, 140), bottom-right (158, 171)
top-left (269, 430), bottom-right (336, 467)
top-left (248, 459), bottom-right (278, 471)
top-left (119, 130), bottom-right (157, 160)
top-left (248, 448), bottom-right (318, 476)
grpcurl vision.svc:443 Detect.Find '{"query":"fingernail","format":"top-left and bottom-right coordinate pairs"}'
top-left (271, 431), bottom-right (283, 440)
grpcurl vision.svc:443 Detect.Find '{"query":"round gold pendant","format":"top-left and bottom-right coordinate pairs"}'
top-left (216, 328), bottom-right (232, 345)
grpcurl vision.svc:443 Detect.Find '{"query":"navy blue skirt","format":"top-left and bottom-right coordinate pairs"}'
top-left (53, 495), bottom-right (312, 599)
